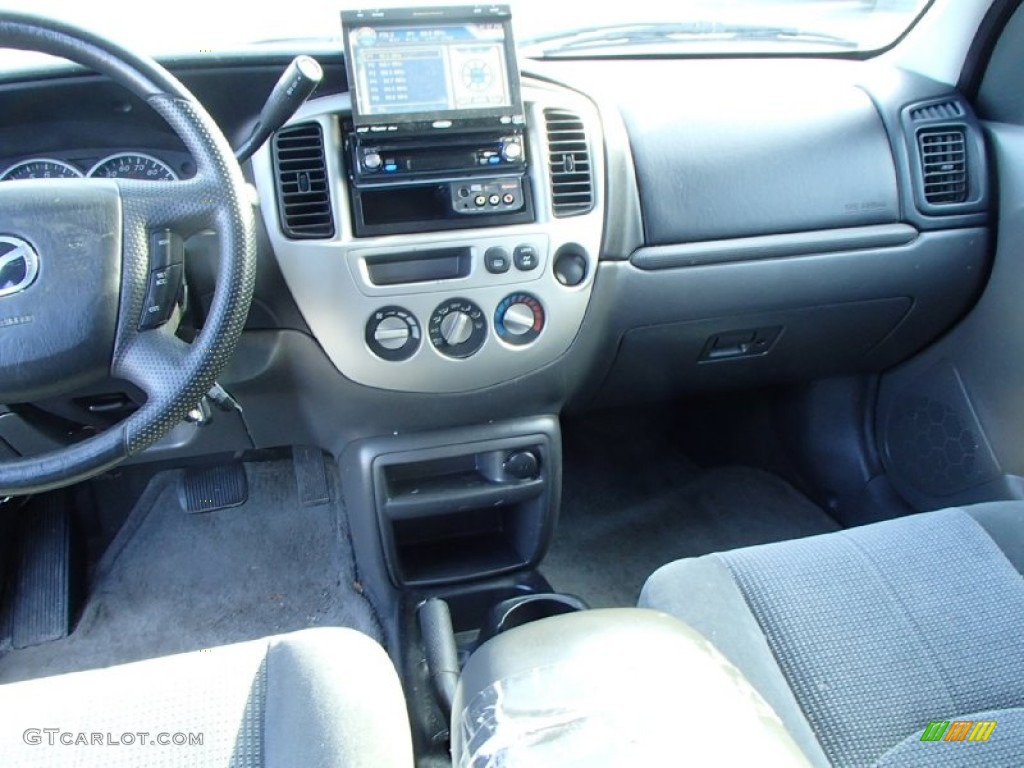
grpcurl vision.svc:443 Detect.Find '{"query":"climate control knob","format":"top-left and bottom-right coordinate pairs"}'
top-left (429, 298), bottom-right (487, 358)
top-left (495, 293), bottom-right (545, 346)
top-left (439, 311), bottom-right (474, 346)
top-left (365, 306), bottom-right (421, 361)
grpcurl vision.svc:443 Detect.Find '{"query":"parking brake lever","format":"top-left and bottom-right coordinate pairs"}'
top-left (235, 55), bottom-right (324, 164)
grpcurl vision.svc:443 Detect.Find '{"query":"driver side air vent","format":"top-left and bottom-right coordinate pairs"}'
top-left (544, 108), bottom-right (594, 217)
top-left (272, 122), bottom-right (335, 239)
top-left (917, 128), bottom-right (968, 205)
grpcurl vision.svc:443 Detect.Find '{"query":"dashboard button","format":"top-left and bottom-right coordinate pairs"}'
top-left (513, 244), bottom-right (539, 271)
top-left (139, 263), bottom-right (183, 330)
top-left (149, 230), bottom-right (183, 270)
top-left (484, 246), bottom-right (511, 274)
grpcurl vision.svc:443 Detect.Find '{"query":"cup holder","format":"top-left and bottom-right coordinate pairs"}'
top-left (478, 592), bottom-right (588, 646)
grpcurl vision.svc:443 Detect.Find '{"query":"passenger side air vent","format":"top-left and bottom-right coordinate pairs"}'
top-left (917, 128), bottom-right (968, 205)
top-left (910, 100), bottom-right (964, 122)
top-left (272, 122), bottom-right (335, 239)
top-left (544, 108), bottom-right (594, 217)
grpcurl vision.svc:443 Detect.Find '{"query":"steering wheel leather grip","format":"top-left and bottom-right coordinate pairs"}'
top-left (0, 12), bottom-right (256, 495)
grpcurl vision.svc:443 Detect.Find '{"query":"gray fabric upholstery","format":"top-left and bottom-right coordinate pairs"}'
top-left (639, 557), bottom-right (830, 767)
top-left (642, 504), bottom-right (1024, 768)
top-left (874, 708), bottom-right (1024, 767)
top-left (0, 627), bottom-right (413, 767)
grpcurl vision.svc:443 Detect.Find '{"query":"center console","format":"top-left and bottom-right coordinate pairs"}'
top-left (251, 11), bottom-right (607, 757)
top-left (252, 4), bottom-right (604, 394)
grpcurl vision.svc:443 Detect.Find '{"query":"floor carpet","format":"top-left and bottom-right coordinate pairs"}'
top-left (0, 457), bottom-right (380, 683)
top-left (542, 412), bottom-right (841, 607)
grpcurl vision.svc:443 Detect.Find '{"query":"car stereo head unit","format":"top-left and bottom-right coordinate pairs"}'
top-left (341, 5), bottom-right (524, 134)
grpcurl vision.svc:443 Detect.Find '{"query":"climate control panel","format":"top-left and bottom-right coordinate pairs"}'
top-left (365, 293), bottom-right (549, 363)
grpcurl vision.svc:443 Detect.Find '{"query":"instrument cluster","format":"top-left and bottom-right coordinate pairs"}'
top-left (0, 152), bottom-right (187, 181)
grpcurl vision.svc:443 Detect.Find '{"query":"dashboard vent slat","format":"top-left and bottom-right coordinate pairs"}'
top-left (272, 122), bottom-right (335, 239)
top-left (544, 108), bottom-right (594, 217)
top-left (910, 100), bottom-right (965, 122)
top-left (917, 128), bottom-right (968, 205)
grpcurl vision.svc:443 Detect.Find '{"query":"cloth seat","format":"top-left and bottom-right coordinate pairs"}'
top-left (0, 626), bottom-right (413, 767)
top-left (640, 503), bottom-right (1024, 768)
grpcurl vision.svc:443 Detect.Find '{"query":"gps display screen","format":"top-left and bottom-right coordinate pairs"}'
top-left (343, 8), bottom-right (521, 128)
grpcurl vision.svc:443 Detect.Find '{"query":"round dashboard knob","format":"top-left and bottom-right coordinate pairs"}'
top-left (502, 141), bottom-right (523, 161)
top-left (439, 311), bottom-right (474, 347)
top-left (363, 151), bottom-right (383, 170)
top-left (365, 306), bottom-right (421, 362)
top-left (501, 303), bottom-right (536, 336)
top-left (429, 298), bottom-right (487, 358)
top-left (495, 293), bottom-right (545, 346)
top-left (374, 316), bottom-right (411, 350)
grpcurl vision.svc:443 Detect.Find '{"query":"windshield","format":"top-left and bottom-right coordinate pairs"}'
top-left (0, 0), bottom-right (931, 68)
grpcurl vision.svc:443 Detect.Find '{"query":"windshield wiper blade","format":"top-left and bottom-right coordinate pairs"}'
top-left (523, 22), bottom-right (856, 56)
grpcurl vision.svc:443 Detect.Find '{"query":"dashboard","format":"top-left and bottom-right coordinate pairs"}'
top-left (0, 19), bottom-right (995, 458)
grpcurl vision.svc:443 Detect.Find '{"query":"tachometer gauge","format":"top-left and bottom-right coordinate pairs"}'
top-left (0, 158), bottom-right (82, 180)
top-left (88, 152), bottom-right (178, 181)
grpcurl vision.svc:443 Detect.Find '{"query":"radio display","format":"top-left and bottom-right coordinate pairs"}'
top-left (342, 7), bottom-right (522, 128)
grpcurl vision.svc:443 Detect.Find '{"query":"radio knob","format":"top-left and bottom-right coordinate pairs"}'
top-left (501, 303), bottom-right (535, 336)
top-left (373, 316), bottom-right (411, 350)
top-left (363, 151), bottom-right (383, 170)
top-left (439, 311), bottom-right (474, 347)
top-left (502, 141), bottom-right (523, 161)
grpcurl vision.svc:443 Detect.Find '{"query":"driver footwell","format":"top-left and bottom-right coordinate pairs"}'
top-left (0, 455), bottom-right (381, 683)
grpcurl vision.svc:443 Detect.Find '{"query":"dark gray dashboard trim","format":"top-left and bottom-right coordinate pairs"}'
top-left (630, 223), bottom-right (919, 270)
top-left (589, 94), bottom-right (644, 260)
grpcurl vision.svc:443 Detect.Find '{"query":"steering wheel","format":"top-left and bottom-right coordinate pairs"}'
top-left (0, 12), bottom-right (256, 496)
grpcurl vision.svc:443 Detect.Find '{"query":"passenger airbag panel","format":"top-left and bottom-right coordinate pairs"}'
top-left (620, 75), bottom-right (899, 244)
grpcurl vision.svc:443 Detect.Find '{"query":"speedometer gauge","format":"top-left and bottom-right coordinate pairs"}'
top-left (1, 158), bottom-right (82, 180)
top-left (88, 153), bottom-right (177, 181)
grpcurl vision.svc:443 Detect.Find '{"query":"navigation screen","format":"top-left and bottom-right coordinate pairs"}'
top-left (344, 13), bottom-right (518, 124)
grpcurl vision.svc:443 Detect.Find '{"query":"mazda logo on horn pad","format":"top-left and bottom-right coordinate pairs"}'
top-left (0, 236), bottom-right (40, 298)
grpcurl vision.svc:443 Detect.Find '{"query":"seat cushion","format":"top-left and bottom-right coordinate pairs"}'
top-left (640, 505), bottom-right (1024, 768)
top-left (0, 627), bottom-right (413, 768)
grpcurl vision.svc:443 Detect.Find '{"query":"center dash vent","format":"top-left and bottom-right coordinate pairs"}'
top-left (910, 100), bottom-right (964, 122)
top-left (544, 108), bottom-right (594, 217)
top-left (917, 128), bottom-right (968, 205)
top-left (272, 122), bottom-right (335, 239)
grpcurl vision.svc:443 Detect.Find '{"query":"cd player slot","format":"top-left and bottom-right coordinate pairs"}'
top-left (365, 247), bottom-right (472, 286)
